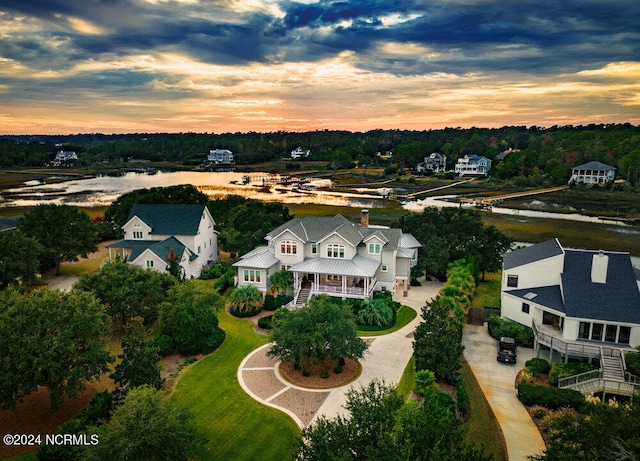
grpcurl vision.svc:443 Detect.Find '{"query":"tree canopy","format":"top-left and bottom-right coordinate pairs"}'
top-left (75, 260), bottom-right (176, 325)
top-left (268, 295), bottom-right (367, 368)
top-left (0, 229), bottom-right (42, 288)
top-left (207, 196), bottom-right (291, 256)
top-left (18, 204), bottom-right (98, 274)
top-left (395, 207), bottom-right (512, 280)
top-left (85, 386), bottom-right (204, 461)
top-left (159, 280), bottom-right (225, 355)
top-left (0, 287), bottom-right (112, 409)
top-left (299, 380), bottom-right (492, 461)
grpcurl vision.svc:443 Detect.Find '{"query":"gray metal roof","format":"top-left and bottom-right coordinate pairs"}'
top-left (560, 249), bottom-right (640, 323)
top-left (399, 233), bottom-right (422, 249)
top-left (233, 246), bottom-right (279, 269)
top-left (503, 238), bottom-right (564, 270)
top-left (288, 254), bottom-right (380, 277)
top-left (571, 161), bottom-right (616, 171)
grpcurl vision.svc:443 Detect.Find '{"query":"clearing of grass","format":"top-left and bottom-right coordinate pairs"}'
top-left (396, 356), bottom-right (416, 399)
top-left (472, 272), bottom-right (502, 310)
top-left (170, 307), bottom-right (300, 461)
top-left (357, 305), bottom-right (417, 337)
top-left (461, 360), bottom-right (508, 461)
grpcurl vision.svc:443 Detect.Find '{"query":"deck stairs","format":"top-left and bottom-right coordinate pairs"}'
top-left (293, 286), bottom-right (312, 308)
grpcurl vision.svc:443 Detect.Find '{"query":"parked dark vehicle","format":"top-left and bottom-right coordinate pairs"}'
top-left (497, 336), bottom-right (517, 364)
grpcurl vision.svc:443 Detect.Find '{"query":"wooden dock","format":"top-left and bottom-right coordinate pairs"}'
top-left (460, 185), bottom-right (569, 206)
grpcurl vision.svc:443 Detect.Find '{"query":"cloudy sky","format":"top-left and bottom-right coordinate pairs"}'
top-left (1, 0), bottom-right (639, 134)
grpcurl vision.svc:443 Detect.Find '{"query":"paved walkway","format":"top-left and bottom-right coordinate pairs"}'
top-left (463, 324), bottom-right (546, 461)
top-left (237, 281), bottom-right (442, 427)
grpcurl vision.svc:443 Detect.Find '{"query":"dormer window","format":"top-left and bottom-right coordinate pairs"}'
top-left (368, 243), bottom-right (381, 254)
top-left (133, 231), bottom-right (143, 239)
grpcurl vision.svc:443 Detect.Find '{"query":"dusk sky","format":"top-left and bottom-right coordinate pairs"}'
top-left (1, 0), bottom-right (639, 135)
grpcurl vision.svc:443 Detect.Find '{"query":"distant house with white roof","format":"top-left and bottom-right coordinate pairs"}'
top-left (569, 161), bottom-right (616, 185)
top-left (52, 150), bottom-right (77, 166)
top-left (291, 147), bottom-right (310, 159)
top-left (233, 210), bottom-right (421, 306)
top-left (207, 149), bottom-right (234, 164)
top-left (454, 155), bottom-right (491, 177)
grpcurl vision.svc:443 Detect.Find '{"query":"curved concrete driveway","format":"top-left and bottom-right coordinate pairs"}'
top-left (463, 324), bottom-right (546, 461)
top-left (238, 281), bottom-right (442, 427)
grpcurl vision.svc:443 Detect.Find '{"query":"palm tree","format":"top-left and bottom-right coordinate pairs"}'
top-left (227, 285), bottom-right (263, 315)
top-left (270, 269), bottom-right (293, 295)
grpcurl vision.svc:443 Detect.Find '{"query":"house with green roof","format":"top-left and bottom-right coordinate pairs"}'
top-left (233, 210), bottom-right (421, 306)
top-left (107, 204), bottom-right (217, 279)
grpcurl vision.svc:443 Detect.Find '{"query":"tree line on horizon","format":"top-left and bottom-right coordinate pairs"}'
top-left (1, 124), bottom-right (639, 184)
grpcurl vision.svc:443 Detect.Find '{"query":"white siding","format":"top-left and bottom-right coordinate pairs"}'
top-left (502, 254), bottom-right (564, 292)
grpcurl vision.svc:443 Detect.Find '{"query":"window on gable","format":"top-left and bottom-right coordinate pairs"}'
top-left (311, 243), bottom-right (317, 254)
top-left (326, 244), bottom-right (345, 259)
top-left (368, 243), bottom-right (381, 254)
top-left (507, 275), bottom-right (518, 287)
top-left (133, 231), bottom-right (143, 239)
top-left (146, 260), bottom-right (154, 268)
top-left (280, 240), bottom-right (297, 255)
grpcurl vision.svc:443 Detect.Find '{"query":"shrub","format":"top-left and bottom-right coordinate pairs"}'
top-left (519, 368), bottom-right (534, 384)
top-left (549, 362), bottom-right (598, 385)
top-left (321, 369), bottom-right (329, 379)
top-left (517, 384), bottom-right (585, 410)
top-left (258, 315), bottom-right (273, 330)
top-left (525, 358), bottom-right (551, 376)
top-left (152, 334), bottom-right (175, 357)
top-left (203, 329), bottom-right (226, 354)
top-left (263, 294), bottom-right (277, 311)
top-left (274, 294), bottom-right (293, 308)
top-left (334, 365), bottom-right (343, 374)
top-left (414, 370), bottom-right (438, 396)
top-left (229, 306), bottom-right (261, 318)
top-left (213, 271), bottom-right (235, 293)
top-left (624, 349), bottom-right (640, 376)
top-left (303, 369), bottom-right (311, 377)
top-left (456, 380), bottom-right (469, 416)
top-left (487, 314), bottom-right (534, 347)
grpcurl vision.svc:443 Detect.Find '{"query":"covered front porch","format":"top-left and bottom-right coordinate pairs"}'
top-left (289, 255), bottom-right (380, 303)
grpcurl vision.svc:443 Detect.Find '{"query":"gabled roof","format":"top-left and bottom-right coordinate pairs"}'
top-left (146, 236), bottom-right (189, 263)
top-left (265, 214), bottom-right (417, 253)
top-left (126, 204), bottom-right (207, 236)
top-left (503, 238), bottom-right (564, 270)
top-left (232, 246), bottom-right (279, 269)
top-left (571, 161), bottom-right (616, 171)
top-left (108, 237), bottom-right (189, 263)
top-left (560, 249), bottom-right (640, 323)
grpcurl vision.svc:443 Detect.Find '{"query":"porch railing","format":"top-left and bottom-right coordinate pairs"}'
top-left (532, 321), bottom-right (601, 359)
top-left (314, 284), bottom-right (366, 296)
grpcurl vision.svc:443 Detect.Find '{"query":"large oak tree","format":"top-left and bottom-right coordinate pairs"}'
top-left (19, 204), bottom-right (98, 274)
top-left (0, 288), bottom-right (113, 409)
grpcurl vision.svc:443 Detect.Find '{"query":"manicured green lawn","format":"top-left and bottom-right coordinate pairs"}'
top-left (170, 309), bottom-right (300, 461)
top-left (396, 356), bottom-right (416, 399)
top-left (472, 272), bottom-right (502, 309)
top-left (357, 306), bottom-right (417, 337)
top-left (461, 361), bottom-right (508, 461)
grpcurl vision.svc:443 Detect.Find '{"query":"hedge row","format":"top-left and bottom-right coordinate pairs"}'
top-left (517, 383), bottom-right (585, 410)
top-left (487, 314), bottom-right (534, 347)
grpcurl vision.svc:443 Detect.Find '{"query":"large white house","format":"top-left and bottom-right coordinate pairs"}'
top-left (569, 161), bottom-right (616, 185)
top-left (107, 204), bottom-right (217, 279)
top-left (234, 210), bottom-right (421, 305)
top-left (454, 154), bottom-right (492, 177)
top-left (290, 147), bottom-right (310, 159)
top-left (207, 149), bottom-right (234, 164)
top-left (501, 239), bottom-right (640, 352)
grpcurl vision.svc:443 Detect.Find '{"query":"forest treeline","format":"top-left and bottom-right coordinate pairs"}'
top-left (1, 124), bottom-right (639, 183)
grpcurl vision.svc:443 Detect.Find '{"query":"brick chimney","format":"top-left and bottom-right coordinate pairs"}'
top-left (360, 209), bottom-right (369, 228)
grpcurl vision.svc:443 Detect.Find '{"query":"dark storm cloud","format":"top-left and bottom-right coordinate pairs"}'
top-left (1, 0), bottom-right (639, 75)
